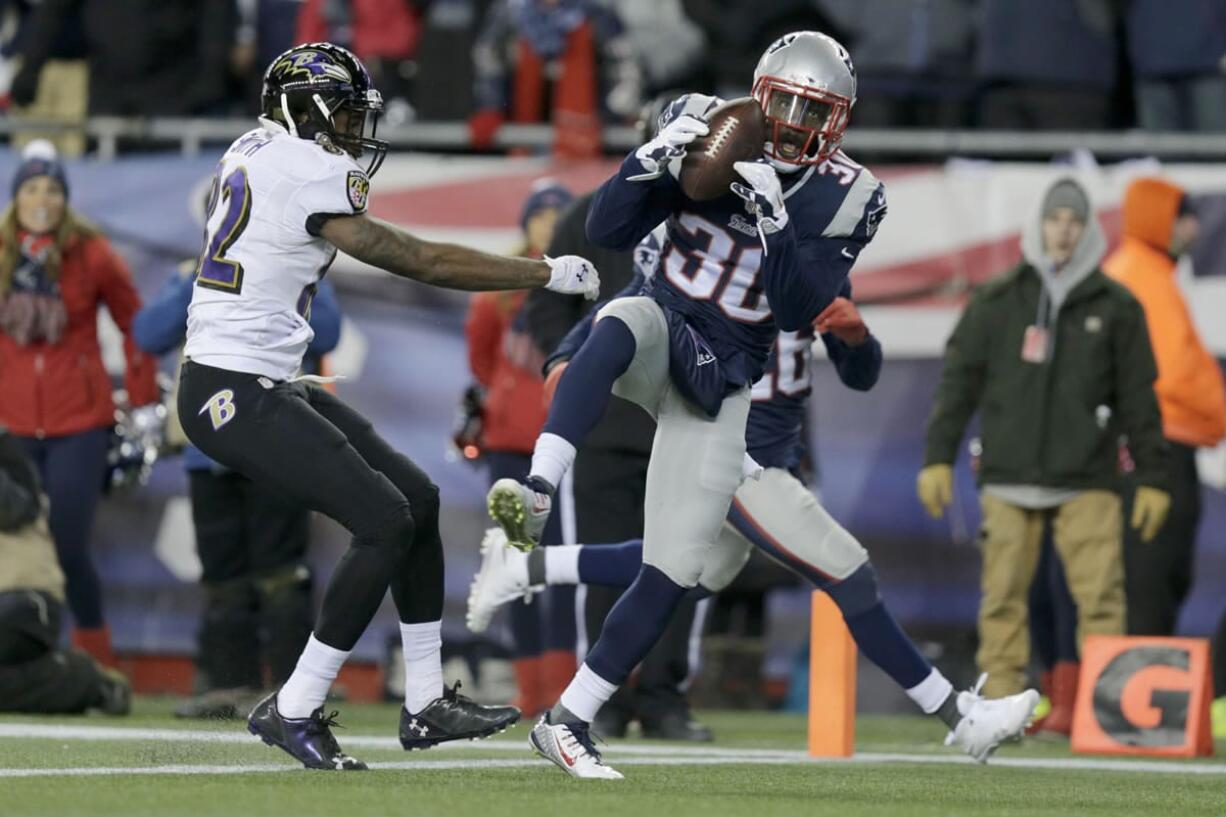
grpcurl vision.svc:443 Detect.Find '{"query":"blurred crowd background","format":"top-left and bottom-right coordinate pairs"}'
top-left (0, 0), bottom-right (1225, 743)
top-left (0, 0), bottom-right (1223, 157)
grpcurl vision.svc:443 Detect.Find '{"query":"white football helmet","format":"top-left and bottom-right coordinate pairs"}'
top-left (752, 31), bottom-right (857, 167)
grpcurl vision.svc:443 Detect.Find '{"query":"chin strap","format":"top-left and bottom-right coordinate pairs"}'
top-left (280, 93), bottom-right (297, 138)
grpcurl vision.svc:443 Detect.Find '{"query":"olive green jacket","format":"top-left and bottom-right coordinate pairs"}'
top-left (924, 262), bottom-right (1167, 491)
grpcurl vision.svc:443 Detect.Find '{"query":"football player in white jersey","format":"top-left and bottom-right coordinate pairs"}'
top-left (177, 42), bottom-right (600, 771)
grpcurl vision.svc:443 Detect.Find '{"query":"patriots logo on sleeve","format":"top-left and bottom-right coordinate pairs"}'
top-left (865, 189), bottom-right (887, 238)
top-left (347, 170), bottom-right (370, 212)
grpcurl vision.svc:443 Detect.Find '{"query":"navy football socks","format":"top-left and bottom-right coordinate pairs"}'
top-left (578, 540), bottom-right (644, 587)
top-left (584, 564), bottom-right (688, 686)
top-left (542, 317), bottom-right (636, 447)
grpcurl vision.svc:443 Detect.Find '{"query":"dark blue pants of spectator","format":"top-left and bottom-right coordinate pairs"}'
top-left (18, 428), bottom-right (111, 628)
top-left (1029, 528), bottom-right (1079, 671)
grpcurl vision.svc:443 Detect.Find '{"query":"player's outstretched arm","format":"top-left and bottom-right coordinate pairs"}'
top-left (320, 213), bottom-right (600, 297)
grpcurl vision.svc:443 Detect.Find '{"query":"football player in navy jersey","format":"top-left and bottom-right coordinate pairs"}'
top-left (470, 235), bottom-right (1041, 764)
top-left (484, 31), bottom-right (907, 778)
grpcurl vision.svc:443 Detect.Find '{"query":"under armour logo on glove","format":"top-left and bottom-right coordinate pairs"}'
top-left (627, 115), bottom-right (709, 182)
top-left (544, 255), bottom-right (601, 300)
top-left (730, 160), bottom-right (789, 254)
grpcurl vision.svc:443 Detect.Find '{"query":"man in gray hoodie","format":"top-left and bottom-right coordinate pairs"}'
top-left (918, 178), bottom-right (1170, 700)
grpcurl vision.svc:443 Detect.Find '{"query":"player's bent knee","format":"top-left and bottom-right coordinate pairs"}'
top-left (410, 482), bottom-right (441, 523)
top-left (825, 562), bottom-right (881, 619)
top-left (353, 504), bottom-right (416, 552)
top-left (643, 552), bottom-right (704, 589)
top-left (596, 296), bottom-right (663, 347)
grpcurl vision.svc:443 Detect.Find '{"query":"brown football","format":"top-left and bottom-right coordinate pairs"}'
top-left (679, 97), bottom-right (768, 201)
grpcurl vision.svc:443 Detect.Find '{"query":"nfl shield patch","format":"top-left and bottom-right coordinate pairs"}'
top-left (347, 170), bottom-right (370, 212)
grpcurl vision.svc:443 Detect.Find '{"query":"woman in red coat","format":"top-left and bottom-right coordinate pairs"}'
top-left (0, 142), bottom-right (157, 665)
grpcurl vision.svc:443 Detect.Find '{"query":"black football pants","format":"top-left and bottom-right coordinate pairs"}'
top-left (179, 360), bottom-right (442, 652)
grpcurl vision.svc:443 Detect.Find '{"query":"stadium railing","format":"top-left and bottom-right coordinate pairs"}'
top-left (2, 116), bottom-right (1226, 160)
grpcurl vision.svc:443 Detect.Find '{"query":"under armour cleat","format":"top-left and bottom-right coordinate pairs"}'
top-left (467, 527), bottom-right (538, 633)
top-left (487, 478), bottom-right (551, 551)
top-left (945, 674), bottom-right (1040, 763)
top-left (247, 691), bottom-right (366, 770)
top-left (530, 712), bottom-right (624, 780)
top-left (399, 681), bottom-right (521, 750)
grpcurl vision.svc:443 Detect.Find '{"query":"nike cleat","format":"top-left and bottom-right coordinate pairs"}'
top-left (247, 691), bottom-right (366, 770)
top-left (945, 674), bottom-right (1040, 763)
top-left (467, 527), bottom-right (538, 633)
top-left (400, 681), bottom-right (521, 750)
top-left (487, 478), bottom-right (551, 551)
top-left (529, 712), bottom-right (623, 780)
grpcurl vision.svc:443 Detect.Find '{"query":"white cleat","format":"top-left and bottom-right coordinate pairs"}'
top-left (486, 478), bottom-right (551, 551)
top-left (529, 714), bottom-right (624, 780)
top-left (466, 527), bottom-right (538, 633)
top-left (945, 673), bottom-right (1041, 763)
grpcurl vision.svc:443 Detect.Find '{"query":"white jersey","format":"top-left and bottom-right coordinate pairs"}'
top-left (184, 117), bottom-right (370, 380)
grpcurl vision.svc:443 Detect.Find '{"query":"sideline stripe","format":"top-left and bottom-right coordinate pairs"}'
top-left (0, 723), bottom-right (791, 759)
top-left (2, 723), bottom-right (1224, 777)
top-left (3, 753), bottom-right (1226, 779)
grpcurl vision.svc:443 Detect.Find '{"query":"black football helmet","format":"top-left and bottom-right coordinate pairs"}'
top-left (261, 42), bottom-right (389, 176)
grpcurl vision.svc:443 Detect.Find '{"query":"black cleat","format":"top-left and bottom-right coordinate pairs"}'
top-left (399, 681), bottom-right (521, 750)
top-left (247, 691), bottom-right (367, 770)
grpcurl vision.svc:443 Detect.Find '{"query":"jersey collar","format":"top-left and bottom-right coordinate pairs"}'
top-left (781, 164), bottom-right (818, 201)
top-left (258, 116), bottom-right (290, 137)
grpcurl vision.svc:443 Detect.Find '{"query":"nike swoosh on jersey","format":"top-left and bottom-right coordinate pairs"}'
top-left (841, 247), bottom-right (855, 260)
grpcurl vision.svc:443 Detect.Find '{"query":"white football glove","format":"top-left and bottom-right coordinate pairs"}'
top-left (627, 114), bottom-right (709, 182)
top-left (731, 160), bottom-right (789, 253)
top-left (544, 255), bottom-right (601, 300)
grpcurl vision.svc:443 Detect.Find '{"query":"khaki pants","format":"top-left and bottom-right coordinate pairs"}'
top-left (977, 491), bottom-right (1125, 697)
top-left (13, 59), bottom-right (89, 158)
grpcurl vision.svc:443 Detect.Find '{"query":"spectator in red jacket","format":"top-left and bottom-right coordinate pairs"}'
top-left (464, 179), bottom-right (573, 716)
top-left (0, 141), bottom-right (157, 666)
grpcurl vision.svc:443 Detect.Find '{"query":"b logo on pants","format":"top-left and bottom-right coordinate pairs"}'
top-left (200, 389), bottom-right (237, 430)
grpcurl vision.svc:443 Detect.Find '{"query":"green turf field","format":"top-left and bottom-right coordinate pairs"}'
top-left (1, 699), bottom-right (1223, 817)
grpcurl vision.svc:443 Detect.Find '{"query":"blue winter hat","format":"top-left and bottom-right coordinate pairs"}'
top-left (11, 140), bottom-right (69, 200)
top-left (520, 179), bottom-right (573, 231)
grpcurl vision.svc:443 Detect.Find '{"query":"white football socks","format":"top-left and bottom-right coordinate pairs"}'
top-left (544, 545), bottom-right (582, 585)
top-left (906, 668), bottom-right (955, 715)
top-left (558, 662), bottom-right (619, 723)
top-left (277, 634), bottom-right (350, 719)
top-left (401, 620), bottom-right (445, 714)
top-left (530, 433), bottom-right (576, 491)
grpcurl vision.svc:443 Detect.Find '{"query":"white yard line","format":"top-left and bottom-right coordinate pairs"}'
top-left (0, 723), bottom-right (794, 759)
top-left (1, 722), bottom-right (1223, 778)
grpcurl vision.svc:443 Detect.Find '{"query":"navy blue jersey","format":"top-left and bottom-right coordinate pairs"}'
top-left (748, 322), bottom-right (883, 470)
top-left (586, 93), bottom-right (887, 389)
top-left (552, 231), bottom-right (883, 472)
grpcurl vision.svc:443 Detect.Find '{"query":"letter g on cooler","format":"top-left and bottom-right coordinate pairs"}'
top-left (1071, 635), bottom-right (1214, 758)
top-left (200, 389), bottom-right (238, 431)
